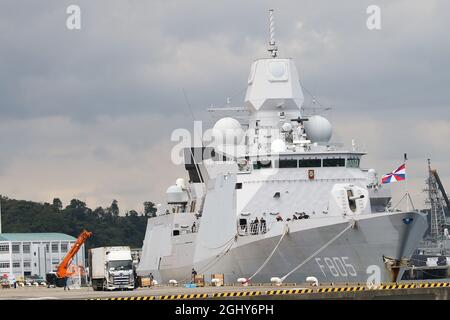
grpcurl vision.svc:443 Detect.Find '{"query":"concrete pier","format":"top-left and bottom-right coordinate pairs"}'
top-left (1, 282), bottom-right (449, 300)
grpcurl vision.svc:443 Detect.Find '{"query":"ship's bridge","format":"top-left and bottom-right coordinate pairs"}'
top-left (237, 151), bottom-right (365, 174)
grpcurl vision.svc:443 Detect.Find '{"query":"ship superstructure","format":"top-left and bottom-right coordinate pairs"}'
top-left (137, 10), bottom-right (427, 285)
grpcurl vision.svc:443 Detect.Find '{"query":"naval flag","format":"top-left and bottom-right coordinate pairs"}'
top-left (381, 163), bottom-right (406, 184)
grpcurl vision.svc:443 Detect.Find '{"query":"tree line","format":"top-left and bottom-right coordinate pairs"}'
top-left (0, 196), bottom-right (157, 253)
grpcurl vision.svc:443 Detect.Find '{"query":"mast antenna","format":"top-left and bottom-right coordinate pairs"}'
top-left (268, 9), bottom-right (278, 58)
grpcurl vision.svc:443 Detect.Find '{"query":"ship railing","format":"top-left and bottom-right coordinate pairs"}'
top-left (174, 222), bottom-right (200, 236)
top-left (237, 221), bottom-right (268, 236)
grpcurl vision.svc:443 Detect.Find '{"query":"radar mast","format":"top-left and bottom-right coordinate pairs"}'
top-left (268, 9), bottom-right (278, 58)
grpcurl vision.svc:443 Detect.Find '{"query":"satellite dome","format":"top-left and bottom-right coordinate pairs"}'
top-left (304, 115), bottom-right (332, 143)
top-left (166, 185), bottom-right (188, 204)
top-left (281, 122), bottom-right (293, 132)
top-left (166, 185), bottom-right (183, 194)
top-left (175, 178), bottom-right (187, 189)
top-left (271, 139), bottom-right (287, 153)
top-left (212, 117), bottom-right (244, 145)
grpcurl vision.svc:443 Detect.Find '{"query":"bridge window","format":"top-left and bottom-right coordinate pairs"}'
top-left (347, 158), bottom-right (360, 168)
top-left (298, 159), bottom-right (322, 168)
top-left (278, 159), bottom-right (298, 168)
top-left (323, 158), bottom-right (345, 167)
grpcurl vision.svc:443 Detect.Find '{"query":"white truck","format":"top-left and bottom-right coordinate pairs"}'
top-left (89, 246), bottom-right (135, 291)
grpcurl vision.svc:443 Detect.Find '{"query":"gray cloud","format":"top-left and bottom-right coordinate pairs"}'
top-left (0, 0), bottom-right (448, 211)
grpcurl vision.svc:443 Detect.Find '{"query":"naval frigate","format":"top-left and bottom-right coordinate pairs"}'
top-left (137, 10), bottom-right (428, 285)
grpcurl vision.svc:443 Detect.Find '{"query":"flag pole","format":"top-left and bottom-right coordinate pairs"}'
top-left (404, 153), bottom-right (409, 212)
top-left (0, 195), bottom-right (2, 234)
top-left (404, 153), bottom-right (416, 211)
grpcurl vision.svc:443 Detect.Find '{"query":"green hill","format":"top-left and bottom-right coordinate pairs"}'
top-left (0, 196), bottom-right (155, 253)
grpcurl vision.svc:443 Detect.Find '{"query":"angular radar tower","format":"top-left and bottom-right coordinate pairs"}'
top-left (244, 9), bottom-right (304, 122)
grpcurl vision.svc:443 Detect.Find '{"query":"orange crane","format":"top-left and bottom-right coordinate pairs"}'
top-left (56, 230), bottom-right (92, 278)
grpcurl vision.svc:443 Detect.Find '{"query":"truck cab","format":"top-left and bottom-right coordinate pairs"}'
top-left (89, 246), bottom-right (135, 291)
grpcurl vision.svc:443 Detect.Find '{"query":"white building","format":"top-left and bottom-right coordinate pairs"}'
top-left (0, 233), bottom-right (85, 278)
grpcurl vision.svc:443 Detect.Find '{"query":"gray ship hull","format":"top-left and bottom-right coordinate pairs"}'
top-left (143, 211), bottom-right (427, 285)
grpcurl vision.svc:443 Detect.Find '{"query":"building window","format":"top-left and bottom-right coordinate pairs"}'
top-left (23, 261), bottom-right (31, 268)
top-left (0, 262), bottom-right (10, 268)
top-left (298, 159), bottom-right (322, 168)
top-left (23, 244), bottom-right (30, 254)
top-left (235, 183), bottom-right (242, 189)
top-left (0, 245), bottom-right (9, 253)
top-left (61, 243), bottom-right (68, 252)
top-left (44, 243), bottom-right (50, 253)
top-left (12, 262), bottom-right (20, 268)
top-left (12, 244), bottom-right (20, 253)
top-left (323, 158), bottom-right (345, 167)
top-left (52, 243), bottom-right (59, 252)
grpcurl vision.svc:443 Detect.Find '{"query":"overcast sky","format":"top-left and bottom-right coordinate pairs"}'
top-left (0, 0), bottom-right (448, 212)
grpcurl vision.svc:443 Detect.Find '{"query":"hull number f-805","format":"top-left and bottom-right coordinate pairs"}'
top-left (315, 256), bottom-right (357, 277)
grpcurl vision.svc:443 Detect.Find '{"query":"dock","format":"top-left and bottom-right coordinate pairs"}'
top-left (88, 282), bottom-right (450, 300)
top-left (2, 281), bottom-right (450, 300)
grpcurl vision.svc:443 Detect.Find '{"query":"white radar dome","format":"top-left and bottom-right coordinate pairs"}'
top-left (271, 139), bottom-right (287, 153)
top-left (166, 185), bottom-right (182, 193)
top-left (212, 117), bottom-right (244, 145)
top-left (281, 122), bottom-right (293, 132)
top-left (166, 185), bottom-right (188, 204)
top-left (175, 178), bottom-right (187, 189)
top-left (304, 115), bottom-right (332, 143)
